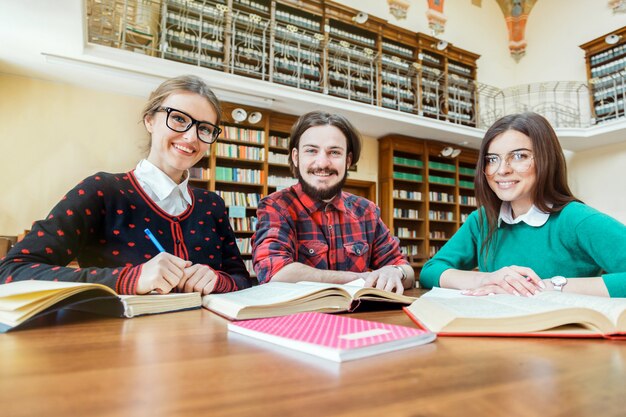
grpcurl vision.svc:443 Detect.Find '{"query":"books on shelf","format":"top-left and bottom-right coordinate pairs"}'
top-left (229, 312), bottom-right (436, 362)
top-left (203, 281), bottom-right (416, 320)
top-left (404, 288), bottom-right (626, 339)
top-left (0, 281), bottom-right (201, 333)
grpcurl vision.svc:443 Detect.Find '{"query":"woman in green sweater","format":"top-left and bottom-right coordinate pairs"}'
top-left (419, 112), bottom-right (626, 297)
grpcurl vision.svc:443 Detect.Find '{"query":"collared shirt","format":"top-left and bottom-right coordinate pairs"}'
top-left (498, 202), bottom-right (550, 227)
top-left (134, 159), bottom-right (192, 216)
top-left (252, 182), bottom-right (407, 284)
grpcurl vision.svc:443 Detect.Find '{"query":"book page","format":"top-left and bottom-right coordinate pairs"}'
top-left (422, 291), bottom-right (569, 318)
top-left (535, 292), bottom-right (626, 328)
top-left (204, 282), bottom-right (351, 308)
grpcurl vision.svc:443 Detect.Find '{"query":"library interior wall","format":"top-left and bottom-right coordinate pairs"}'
top-left (0, 73), bottom-right (379, 235)
top-left (337, 0), bottom-right (626, 86)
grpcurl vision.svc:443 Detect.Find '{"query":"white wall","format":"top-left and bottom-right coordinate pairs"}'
top-left (335, 0), bottom-right (513, 87)
top-left (518, 0), bottom-right (626, 84)
top-left (569, 141), bottom-right (626, 223)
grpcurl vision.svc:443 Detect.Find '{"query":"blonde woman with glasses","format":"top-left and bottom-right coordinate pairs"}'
top-left (420, 112), bottom-right (626, 297)
top-left (0, 75), bottom-right (251, 295)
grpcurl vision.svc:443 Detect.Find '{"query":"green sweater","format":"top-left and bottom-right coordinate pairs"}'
top-left (419, 202), bottom-right (626, 297)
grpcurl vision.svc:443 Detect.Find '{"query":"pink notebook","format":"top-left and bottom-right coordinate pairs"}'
top-left (228, 312), bottom-right (436, 362)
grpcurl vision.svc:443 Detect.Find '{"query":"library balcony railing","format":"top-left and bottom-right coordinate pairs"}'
top-left (85, 0), bottom-right (615, 131)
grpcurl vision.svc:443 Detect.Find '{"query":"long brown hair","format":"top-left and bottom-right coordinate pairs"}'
top-left (474, 112), bottom-right (579, 261)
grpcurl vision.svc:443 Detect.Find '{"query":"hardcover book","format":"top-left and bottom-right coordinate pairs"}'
top-left (0, 280), bottom-right (201, 332)
top-left (404, 287), bottom-right (626, 339)
top-left (229, 311), bottom-right (436, 362)
top-left (203, 281), bottom-right (416, 320)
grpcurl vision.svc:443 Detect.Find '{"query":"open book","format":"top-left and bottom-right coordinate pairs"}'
top-left (0, 280), bottom-right (201, 332)
top-left (229, 312), bottom-right (436, 362)
top-left (203, 280), bottom-right (416, 320)
top-left (404, 288), bottom-right (626, 339)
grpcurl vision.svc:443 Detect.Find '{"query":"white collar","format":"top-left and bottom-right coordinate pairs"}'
top-left (498, 202), bottom-right (550, 227)
top-left (134, 159), bottom-right (192, 205)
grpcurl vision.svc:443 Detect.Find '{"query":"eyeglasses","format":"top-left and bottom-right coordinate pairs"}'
top-left (483, 150), bottom-right (534, 176)
top-left (156, 107), bottom-right (221, 144)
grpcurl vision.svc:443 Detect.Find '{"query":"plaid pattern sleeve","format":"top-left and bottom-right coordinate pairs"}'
top-left (252, 194), bottom-right (299, 284)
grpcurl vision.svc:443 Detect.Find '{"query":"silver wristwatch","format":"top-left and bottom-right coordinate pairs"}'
top-left (550, 276), bottom-right (567, 292)
top-left (392, 265), bottom-right (407, 282)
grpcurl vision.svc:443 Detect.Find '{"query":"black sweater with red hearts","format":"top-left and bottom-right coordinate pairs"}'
top-left (0, 171), bottom-right (252, 294)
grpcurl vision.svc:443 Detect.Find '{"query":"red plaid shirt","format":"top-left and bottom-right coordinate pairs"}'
top-left (252, 183), bottom-right (407, 283)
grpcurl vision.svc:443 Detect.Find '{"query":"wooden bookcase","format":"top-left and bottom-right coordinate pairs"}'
top-left (378, 136), bottom-right (478, 277)
top-left (189, 101), bottom-right (276, 275)
top-left (102, 0), bottom-right (480, 125)
top-left (580, 26), bottom-right (626, 124)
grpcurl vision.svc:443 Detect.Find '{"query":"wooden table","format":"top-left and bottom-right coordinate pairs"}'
top-left (1, 290), bottom-right (625, 417)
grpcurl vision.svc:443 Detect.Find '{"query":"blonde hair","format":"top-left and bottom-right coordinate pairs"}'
top-left (142, 74), bottom-right (222, 127)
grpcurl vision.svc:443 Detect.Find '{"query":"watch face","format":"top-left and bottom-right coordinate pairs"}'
top-left (551, 276), bottom-right (567, 286)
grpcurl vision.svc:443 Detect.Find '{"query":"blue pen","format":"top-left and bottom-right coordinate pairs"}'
top-left (144, 228), bottom-right (166, 253)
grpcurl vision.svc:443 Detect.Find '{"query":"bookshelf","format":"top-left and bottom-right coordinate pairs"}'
top-left (378, 136), bottom-right (478, 276)
top-left (90, 0), bottom-right (480, 126)
top-left (580, 26), bottom-right (626, 124)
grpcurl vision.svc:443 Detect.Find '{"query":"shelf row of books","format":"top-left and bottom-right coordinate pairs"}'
top-left (267, 175), bottom-right (298, 189)
top-left (429, 230), bottom-right (447, 239)
top-left (396, 228), bottom-right (420, 238)
top-left (393, 190), bottom-right (422, 201)
top-left (459, 195), bottom-right (477, 206)
top-left (268, 152), bottom-right (289, 165)
top-left (429, 210), bottom-right (454, 221)
top-left (230, 217), bottom-right (258, 232)
top-left (269, 135), bottom-right (289, 149)
top-left (214, 167), bottom-right (264, 183)
top-left (393, 208), bottom-right (420, 219)
top-left (215, 191), bottom-right (263, 208)
top-left (393, 172), bottom-right (423, 182)
top-left (189, 167), bottom-right (209, 180)
top-left (429, 191), bottom-right (455, 203)
top-left (429, 161), bottom-right (455, 172)
top-left (394, 156), bottom-right (423, 167)
top-left (216, 143), bottom-right (265, 160)
top-left (428, 175), bottom-right (455, 185)
top-left (400, 244), bottom-right (420, 257)
top-left (459, 180), bottom-right (475, 189)
top-left (221, 127), bottom-right (265, 144)
top-left (459, 166), bottom-right (476, 176)
top-left (236, 237), bottom-right (252, 254)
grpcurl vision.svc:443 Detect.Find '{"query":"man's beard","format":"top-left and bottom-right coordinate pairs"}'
top-left (296, 167), bottom-right (348, 201)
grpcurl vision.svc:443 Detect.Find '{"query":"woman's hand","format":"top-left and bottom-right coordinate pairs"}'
top-left (136, 252), bottom-right (191, 294)
top-left (178, 264), bottom-right (218, 295)
top-left (462, 265), bottom-right (545, 297)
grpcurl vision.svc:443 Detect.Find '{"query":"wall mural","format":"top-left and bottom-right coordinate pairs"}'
top-left (609, 0), bottom-right (626, 13)
top-left (387, 0), bottom-right (411, 20)
top-left (426, 0), bottom-right (447, 35)
top-left (495, 0), bottom-right (538, 62)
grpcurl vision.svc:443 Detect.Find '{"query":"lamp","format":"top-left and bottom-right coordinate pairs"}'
top-left (435, 40), bottom-right (448, 51)
top-left (605, 34), bottom-right (622, 45)
top-left (440, 146), bottom-right (461, 158)
top-left (248, 111), bottom-right (263, 124)
top-left (353, 12), bottom-right (368, 24)
top-left (231, 108), bottom-right (247, 122)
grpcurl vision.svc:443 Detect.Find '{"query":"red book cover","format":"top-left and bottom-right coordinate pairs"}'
top-left (229, 312), bottom-right (436, 362)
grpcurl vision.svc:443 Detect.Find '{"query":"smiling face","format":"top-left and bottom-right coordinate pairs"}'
top-left (144, 91), bottom-right (217, 183)
top-left (485, 129), bottom-right (537, 217)
top-left (292, 124), bottom-right (352, 201)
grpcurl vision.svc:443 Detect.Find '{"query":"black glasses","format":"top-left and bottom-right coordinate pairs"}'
top-left (483, 150), bottom-right (534, 176)
top-left (156, 107), bottom-right (221, 144)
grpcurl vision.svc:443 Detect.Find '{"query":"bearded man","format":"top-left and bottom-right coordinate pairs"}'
top-left (252, 111), bottom-right (413, 294)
